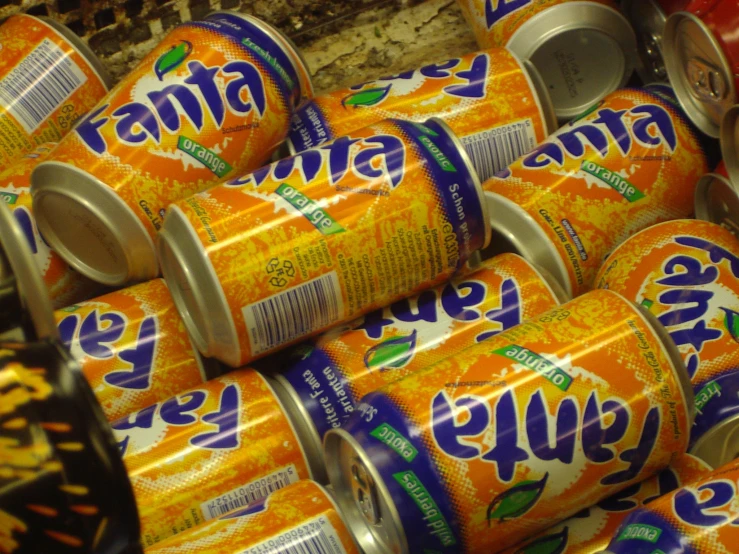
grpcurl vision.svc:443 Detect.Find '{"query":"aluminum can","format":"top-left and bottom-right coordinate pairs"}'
top-left (30, 11), bottom-right (313, 286)
top-left (0, 340), bottom-right (140, 553)
top-left (158, 118), bottom-right (491, 367)
top-left (594, 219), bottom-right (739, 458)
top-left (693, 159), bottom-right (739, 237)
top-left (504, 453), bottom-right (711, 554)
top-left (663, 0), bottom-right (739, 137)
top-left (455, 0), bottom-right (636, 120)
top-left (720, 103), bottom-right (739, 187)
top-left (324, 289), bottom-right (694, 554)
top-left (0, 14), bottom-right (110, 167)
top-left (0, 144), bottom-right (100, 309)
top-left (111, 368), bottom-right (323, 547)
top-left (274, 253), bottom-right (565, 451)
top-left (54, 278), bottom-right (220, 422)
top-left (287, 47), bottom-right (556, 181)
top-left (484, 85), bottom-right (712, 298)
top-left (145, 480), bottom-right (361, 554)
top-left (603, 458), bottom-right (739, 554)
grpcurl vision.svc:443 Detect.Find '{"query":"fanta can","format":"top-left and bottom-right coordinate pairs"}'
top-left (325, 289), bottom-right (693, 553)
top-left (30, 11), bottom-right (313, 286)
top-left (55, 278), bottom-right (220, 422)
top-left (485, 85), bottom-right (713, 298)
top-left (287, 47), bottom-right (556, 181)
top-left (158, 118), bottom-right (490, 367)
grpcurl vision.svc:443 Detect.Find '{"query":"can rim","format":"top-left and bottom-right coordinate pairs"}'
top-left (427, 117), bottom-right (492, 250)
top-left (720, 104), bottom-right (739, 185)
top-left (30, 161), bottom-right (157, 286)
top-left (663, 11), bottom-right (736, 138)
top-left (690, 411), bottom-right (739, 469)
top-left (0, 201), bottom-right (58, 342)
top-left (620, 0), bottom-right (669, 83)
top-left (34, 14), bottom-right (113, 91)
top-left (694, 170), bottom-right (739, 235)
top-left (519, 58), bottom-right (558, 137)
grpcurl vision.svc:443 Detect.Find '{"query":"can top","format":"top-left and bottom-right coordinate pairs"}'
top-left (0, 201), bottom-right (57, 342)
top-left (621, 0), bottom-right (670, 83)
top-left (30, 161), bottom-right (158, 286)
top-left (506, 2), bottom-right (636, 120)
top-left (721, 104), bottom-right (739, 185)
top-left (324, 428), bottom-right (408, 554)
top-left (690, 412), bottom-right (739, 470)
top-left (520, 59), bottom-right (558, 137)
top-left (694, 168), bottom-right (739, 238)
top-left (663, 11), bottom-right (736, 138)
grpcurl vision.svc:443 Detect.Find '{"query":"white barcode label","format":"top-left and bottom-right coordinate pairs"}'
top-left (201, 465), bottom-right (299, 521)
top-left (244, 271), bottom-right (343, 355)
top-left (243, 514), bottom-right (347, 554)
top-left (0, 38), bottom-right (87, 133)
top-left (461, 119), bottom-right (538, 181)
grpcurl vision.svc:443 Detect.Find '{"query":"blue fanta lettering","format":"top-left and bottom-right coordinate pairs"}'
top-left (431, 388), bottom-right (660, 484)
top-left (13, 207), bottom-right (37, 254)
top-left (673, 479), bottom-right (739, 527)
top-left (476, 278), bottom-right (522, 342)
top-left (485, 0), bottom-right (531, 29)
top-left (76, 60), bottom-right (267, 154)
top-left (522, 104), bottom-right (677, 170)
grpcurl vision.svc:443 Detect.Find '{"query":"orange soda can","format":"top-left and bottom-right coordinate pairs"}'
top-left (505, 453), bottom-right (711, 554)
top-left (455, 0), bottom-right (636, 120)
top-left (274, 252), bottom-right (566, 447)
top-left (158, 118), bottom-right (491, 368)
top-left (0, 143), bottom-right (100, 309)
top-left (324, 289), bottom-right (694, 554)
top-left (694, 159), bottom-right (739, 236)
top-left (594, 219), bottom-right (739, 463)
top-left (145, 480), bottom-right (361, 554)
top-left (0, 14), bottom-right (110, 166)
top-left (484, 84), bottom-right (713, 298)
top-left (287, 47), bottom-right (556, 181)
top-left (604, 458), bottom-right (739, 554)
top-left (30, 11), bottom-right (313, 287)
top-left (54, 278), bottom-right (219, 422)
top-left (111, 367), bottom-right (323, 547)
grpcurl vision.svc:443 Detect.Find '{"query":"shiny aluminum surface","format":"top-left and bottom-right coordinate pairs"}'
top-left (694, 170), bottom-right (739, 237)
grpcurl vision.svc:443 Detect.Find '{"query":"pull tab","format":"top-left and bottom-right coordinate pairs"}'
top-left (687, 57), bottom-right (729, 100)
top-left (351, 458), bottom-right (381, 525)
top-left (642, 31), bottom-right (667, 80)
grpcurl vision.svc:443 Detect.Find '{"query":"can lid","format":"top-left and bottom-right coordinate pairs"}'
top-left (324, 428), bottom-right (408, 554)
top-left (520, 58), bottom-right (558, 136)
top-left (720, 104), bottom-right (739, 185)
top-left (690, 413), bottom-right (739, 469)
top-left (694, 169), bottom-right (739, 237)
top-left (663, 12), bottom-right (736, 138)
top-left (0, 201), bottom-right (57, 342)
top-left (30, 161), bottom-right (158, 286)
top-left (507, 3), bottom-right (636, 120)
top-left (621, 0), bottom-right (670, 83)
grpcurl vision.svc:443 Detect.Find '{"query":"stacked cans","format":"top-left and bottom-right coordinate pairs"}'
top-left (4, 1), bottom-right (739, 554)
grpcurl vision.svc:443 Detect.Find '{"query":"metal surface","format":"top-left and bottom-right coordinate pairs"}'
top-left (621, 0), bottom-right (670, 82)
top-left (690, 412), bottom-right (739, 468)
top-left (507, 2), bottom-right (637, 120)
top-left (694, 170), bottom-right (739, 237)
top-left (721, 104), bottom-right (739, 186)
top-left (521, 58), bottom-right (559, 137)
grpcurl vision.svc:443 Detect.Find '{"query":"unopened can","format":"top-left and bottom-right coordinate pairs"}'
top-left (663, 0), bottom-right (739, 137)
top-left (604, 458), bottom-right (739, 554)
top-left (54, 278), bottom-right (220, 422)
top-left (595, 218), bottom-right (739, 457)
top-left (0, 144), bottom-right (99, 309)
top-left (287, 47), bottom-right (556, 181)
top-left (505, 453), bottom-right (711, 554)
top-left (694, 159), bottom-right (739, 239)
top-left (455, 0), bottom-right (636, 120)
top-left (0, 14), bottom-right (110, 166)
top-left (30, 11), bottom-right (313, 286)
top-left (324, 289), bottom-right (694, 554)
top-left (0, 340), bottom-right (140, 553)
top-left (146, 480), bottom-right (361, 554)
top-left (484, 85), bottom-right (712, 298)
top-left (158, 118), bottom-right (490, 367)
top-left (274, 253), bottom-right (565, 449)
top-left (720, 104), bottom-right (739, 186)
top-left (111, 368), bottom-right (323, 547)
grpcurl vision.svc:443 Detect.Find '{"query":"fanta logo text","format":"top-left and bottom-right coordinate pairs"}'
top-left (673, 476), bottom-right (739, 527)
top-left (112, 384), bottom-right (241, 455)
top-left (431, 388), bottom-right (660, 484)
top-left (58, 309), bottom-right (158, 391)
top-left (228, 134), bottom-right (406, 190)
top-left (76, 60), bottom-right (267, 154)
top-left (521, 104), bottom-right (677, 170)
top-left (485, 0), bottom-right (531, 28)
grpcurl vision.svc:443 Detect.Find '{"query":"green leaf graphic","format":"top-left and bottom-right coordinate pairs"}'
top-left (363, 330), bottom-right (417, 371)
top-left (515, 527), bottom-right (568, 554)
top-left (487, 473), bottom-right (549, 523)
top-left (721, 307), bottom-right (739, 343)
top-left (341, 85), bottom-right (392, 108)
top-left (641, 298), bottom-right (654, 310)
top-left (155, 40), bottom-right (193, 80)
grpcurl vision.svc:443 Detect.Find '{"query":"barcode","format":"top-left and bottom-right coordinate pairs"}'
top-left (0, 38), bottom-right (87, 133)
top-left (201, 465), bottom-right (299, 521)
top-left (462, 119), bottom-right (538, 182)
top-left (244, 271), bottom-right (343, 355)
top-left (244, 515), bottom-right (347, 554)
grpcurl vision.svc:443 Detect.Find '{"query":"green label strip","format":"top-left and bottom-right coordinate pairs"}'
top-left (242, 37), bottom-right (296, 91)
top-left (370, 423), bottom-right (418, 462)
top-left (695, 381), bottom-right (722, 412)
top-left (177, 136), bottom-right (232, 178)
top-left (0, 192), bottom-right (18, 204)
top-left (418, 135), bottom-right (457, 173)
top-left (492, 344), bottom-right (572, 391)
top-left (617, 523), bottom-right (662, 543)
top-left (275, 183), bottom-right (345, 235)
top-left (393, 470), bottom-right (457, 547)
top-left (581, 160), bottom-right (645, 203)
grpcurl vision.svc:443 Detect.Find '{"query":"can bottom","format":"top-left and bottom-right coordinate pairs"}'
top-left (690, 412), bottom-right (739, 469)
top-left (694, 172), bottom-right (739, 237)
